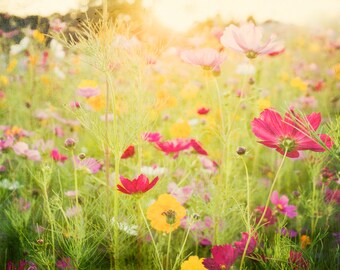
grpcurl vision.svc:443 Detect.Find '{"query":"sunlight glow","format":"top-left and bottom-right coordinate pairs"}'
top-left (143, 0), bottom-right (340, 31)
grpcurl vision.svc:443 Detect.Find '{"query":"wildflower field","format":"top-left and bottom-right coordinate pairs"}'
top-left (0, 4), bottom-right (339, 270)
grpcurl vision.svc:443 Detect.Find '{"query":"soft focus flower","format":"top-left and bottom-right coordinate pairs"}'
top-left (180, 48), bottom-right (226, 70)
top-left (155, 139), bottom-right (191, 159)
top-left (197, 107), bottom-right (210, 115)
top-left (32, 30), bottom-right (45, 43)
top-left (146, 194), bottom-right (186, 233)
top-left (142, 132), bottom-right (162, 142)
top-left (180, 256), bottom-right (206, 270)
top-left (25, 150), bottom-right (41, 161)
top-left (235, 62), bottom-right (256, 75)
top-left (288, 251), bottom-right (309, 270)
top-left (190, 139), bottom-right (208, 155)
top-left (300, 235), bottom-right (311, 249)
top-left (65, 206), bottom-right (81, 217)
top-left (50, 18), bottom-right (67, 33)
top-left (12, 142), bottom-right (29, 156)
top-left (255, 206), bottom-right (277, 226)
top-left (271, 191), bottom-right (297, 218)
top-left (220, 23), bottom-right (283, 58)
top-left (291, 77), bottom-right (308, 92)
top-left (141, 165), bottom-right (167, 176)
top-left (251, 109), bottom-right (333, 158)
top-left (77, 80), bottom-right (100, 98)
top-left (121, 145), bottom-right (135, 159)
top-left (50, 149), bottom-right (68, 163)
top-left (199, 156), bottom-right (218, 174)
top-left (168, 182), bottom-right (193, 204)
top-left (234, 232), bottom-right (257, 255)
top-left (56, 257), bottom-right (75, 270)
top-left (203, 244), bottom-right (238, 270)
top-left (170, 121), bottom-right (191, 138)
top-left (74, 157), bottom-right (102, 174)
top-left (117, 174), bottom-right (159, 195)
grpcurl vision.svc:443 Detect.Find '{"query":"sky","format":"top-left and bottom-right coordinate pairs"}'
top-left (143, 0), bottom-right (340, 31)
top-left (0, 0), bottom-right (339, 31)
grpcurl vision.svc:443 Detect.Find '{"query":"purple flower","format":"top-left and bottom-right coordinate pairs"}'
top-left (234, 232), bottom-right (257, 255)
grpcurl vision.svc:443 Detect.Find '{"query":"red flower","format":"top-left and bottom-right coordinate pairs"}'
top-left (288, 251), bottom-right (309, 270)
top-left (197, 107), bottom-right (210, 115)
top-left (50, 148), bottom-right (68, 163)
top-left (190, 139), bottom-right (208, 155)
top-left (121, 145), bottom-right (135, 159)
top-left (117, 174), bottom-right (159, 195)
top-left (155, 139), bottom-right (191, 159)
top-left (203, 244), bottom-right (238, 270)
top-left (251, 109), bottom-right (333, 158)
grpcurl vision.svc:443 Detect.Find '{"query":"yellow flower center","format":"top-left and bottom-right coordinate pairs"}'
top-left (246, 50), bottom-right (258, 59)
top-left (162, 210), bottom-right (176, 225)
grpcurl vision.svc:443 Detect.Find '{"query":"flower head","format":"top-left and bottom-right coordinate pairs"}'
top-left (180, 256), bottom-right (206, 270)
top-left (254, 206), bottom-right (277, 226)
top-left (234, 232), bottom-right (257, 255)
top-left (50, 148), bottom-right (68, 163)
top-left (220, 23), bottom-right (283, 58)
top-left (288, 251), bottom-right (309, 270)
top-left (180, 48), bottom-right (226, 70)
top-left (155, 139), bottom-right (191, 159)
top-left (271, 191), bottom-right (297, 218)
top-left (121, 145), bottom-right (135, 159)
top-left (142, 132), bottom-right (162, 142)
top-left (197, 107), bottom-right (210, 115)
top-left (203, 244), bottom-right (238, 270)
top-left (251, 109), bottom-right (333, 158)
top-left (74, 157), bottom-right (102, 174)
top-left (76, 80), bottom-right (100, 98)
top-left (146, 194), bottom-right (186, 233)
top-left (190, 139), bottom-right (208, 155)
top-left (117, 174), bottom-right (159, 195)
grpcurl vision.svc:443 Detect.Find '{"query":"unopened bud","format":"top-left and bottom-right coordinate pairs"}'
top-left (64, 138), bottom-right (76, 149)
top-left (36, 239), bottom-right (44, 245)
top-left (236, 147), bottom-right (246, 155)
top-left (248, 78), bottom-right (255, 85)
top-left (78, 153), bottom-right (86, 160)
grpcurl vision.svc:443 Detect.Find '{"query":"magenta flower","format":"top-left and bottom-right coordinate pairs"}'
top-left (254, 206), bottom-right (277, 226)
top-left (142, 132), bottom-right (162, 143)
top-left (117, 174), bottom-right (159, 195)
top-left (197, 107), bottom-right (210, 115)
top-left (288, 251), bottom-right (309, 270)
top-left (180, 48), bottom-right (226, 70)
top-left (234, 232), bottom-right (257, 255)
top-left (203, 244), bottom-right (238, 270)
top-left (121, 145), bottom-right (135, 159)
top-left (190, 139), bottom-right (208, 155)
top-left (155, 139), bottom-right (191, 159)
top-left (50, 149), bottom-right (68, 163)
top-left (220, 23), bottom-right (284, 58)
top-left (251, 109), bottom-right (333, 158)
top-left (271, 191), bottom-right (297, 218)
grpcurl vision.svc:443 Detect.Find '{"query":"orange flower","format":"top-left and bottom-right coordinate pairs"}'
top-left (146, 194), bottom-right (186, 233)
top-left (300, 235), bottom-right (311, 249)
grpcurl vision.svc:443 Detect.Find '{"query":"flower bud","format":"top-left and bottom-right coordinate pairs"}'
top-left (64, 138), bottom-right (76, 149)
top-left (236, 147), bottom-right (246, 155)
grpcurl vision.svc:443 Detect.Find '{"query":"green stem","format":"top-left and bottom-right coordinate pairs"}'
top-left (166, 230), bottom-right (172, 270)
top-left (137, 200), bottom-right (163, 269)
top-left (255, 150), bottom-right (288, 230)
top-left (71, 150), bottom-right (79, 208)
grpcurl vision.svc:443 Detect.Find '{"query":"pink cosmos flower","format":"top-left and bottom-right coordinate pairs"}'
top-left (203, 244), bottom-right (238, 270)
top-left (271, 191), bottom-right (297, 218)
top-left (251, 109), bottom-right (333, 158)
top-left (168, 182), bottom-right (193, 204)
top-left (180, 48), bottom-right (226, 70)
top-left (142, 132), bottom-right (162, 143)
top-left (50, 148), bottom-right (68, 163)
top-left (234, 232), bottom-right (257, 255)
top-left (117, 174), bottom-right (159, 195)
top-left (12, 142), bottom-right (29, 156)
top-left (25, 150), bottom-right (41, 161)
top-left (220, 23), bottom-right (284, 58)
top-left (50, 18), bottom-right (67, 33)
top-left (325, 188), bottom-right (340, 206)
top-left (155, 139), bottom-right (191, 159)
top-left (0, 136), bottom-right (14, 150)
top-left (74, 157), bottom-right (102, 174)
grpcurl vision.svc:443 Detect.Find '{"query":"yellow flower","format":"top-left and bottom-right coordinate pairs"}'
top-left (78, 79), bottom-right (98, 89)
top-left (180, 256), bottom-right (205, 270)
top-left (146, 194), bottom-right (186, 233)
top-left (6, 59), bottom-right (17, 73)
top-left (300, 235), bottom-right (311, 249)
top-left (156, 90), bottom-right (177, 109)
top-left (290, 77), bottom-right (307, 92)
top-left (333, 63), bottom-right (340, 80)
top-left (0, 75), bottom-right (9, 86)
top-left (87, 95), bottom-right (105, 111)
top-left (257, 98), bottom-right (271, 111)
top-left (32, 30), bottom-right (45, 43)
top-left (170, 121), bottom-right (191, 138)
